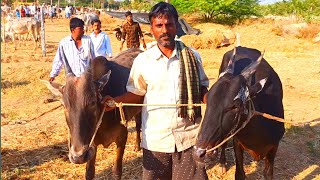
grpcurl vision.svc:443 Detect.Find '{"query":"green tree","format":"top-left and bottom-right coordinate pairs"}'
top-left (171, 0), bottom-right (259, 23)
top-left (259, 0), bottom-right (320, 21)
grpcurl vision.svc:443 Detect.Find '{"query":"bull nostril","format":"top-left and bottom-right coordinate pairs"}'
top-left (71, 155), bottom-right (80, 162)
top-left (195, 148), bottom-right (206, 158)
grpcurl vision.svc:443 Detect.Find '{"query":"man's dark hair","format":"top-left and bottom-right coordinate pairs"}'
top-left (125, 11), bottom-right (132, 17)
top-left (91, 19), bottom-right (101, 25)
top-left (148, 2), bottom-right (178, 24)
top-left (69, 17), bottom-right (84, 31)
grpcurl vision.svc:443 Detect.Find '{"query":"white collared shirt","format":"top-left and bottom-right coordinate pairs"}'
top-left (50, 35), bottom-right (95, 78)
top-left (89, 31), bottom-right (112, 58)
top-left (126, 43), bottom-right (209, 153)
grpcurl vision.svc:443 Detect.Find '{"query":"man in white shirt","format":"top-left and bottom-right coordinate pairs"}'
top-left (65, 5), bottom-right (71, 19)
top-left (103, 2), bottom-right (209, 180)
top-left (49, 17), bottom-right (95, 82)
top-left (89, 19), bottom-right (112, 58)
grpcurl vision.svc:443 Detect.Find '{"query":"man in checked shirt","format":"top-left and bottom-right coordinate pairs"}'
top-left (120, 11), bottom-right (147, 51)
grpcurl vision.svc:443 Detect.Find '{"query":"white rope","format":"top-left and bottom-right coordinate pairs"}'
top-left (88, 107), bottom-right (105, 147)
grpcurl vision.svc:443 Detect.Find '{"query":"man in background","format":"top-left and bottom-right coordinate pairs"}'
top-left (120, 11), bottom-right (146, 51)
top-left (89, 19), bottom-right (112, 58)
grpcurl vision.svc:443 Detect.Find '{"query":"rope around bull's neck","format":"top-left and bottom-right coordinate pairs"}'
top-left (110, 101), bottom-right (320, 126)
top-left (109, 101), bottom-right (320, 152)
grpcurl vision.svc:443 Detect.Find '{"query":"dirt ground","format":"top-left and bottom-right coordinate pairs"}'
top-left (1, 14), bottom-right (320, 179)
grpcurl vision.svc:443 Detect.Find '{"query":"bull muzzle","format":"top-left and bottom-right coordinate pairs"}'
top-left (193, 146), bottom-right (217, 164)
top-left (68, 145), bottom-right (96, 164)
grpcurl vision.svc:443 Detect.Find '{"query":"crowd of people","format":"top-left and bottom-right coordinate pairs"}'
top-left (12, 3), bottom-right (79, 20)
top-left (48, 10), bottom-right (146, 80)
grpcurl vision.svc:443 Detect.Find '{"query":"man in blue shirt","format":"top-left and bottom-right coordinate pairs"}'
top-left (89, 19), bottom-right (112, 58)
top-left (49, 17), bottom-right (95, 82)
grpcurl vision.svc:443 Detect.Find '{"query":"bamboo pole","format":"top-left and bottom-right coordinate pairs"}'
top-left (40, 6), bottom-right (46, 56)
top-left (2, 11), bottom-right (6, 53)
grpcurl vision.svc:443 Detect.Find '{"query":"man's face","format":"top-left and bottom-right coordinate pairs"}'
top-left (92, 22), bottom-right (101, 31)
top-left (126, 15), bottom-right (133, 23)
top-left (72, 26), bottom-right (84, 39)
top-left (150, 15), bottom-right (177, 49)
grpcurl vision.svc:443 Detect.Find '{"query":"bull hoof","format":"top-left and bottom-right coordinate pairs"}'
top-left (220, 164), bottom-right (227, 174)
top-left (112, 174), bottom-right (121, 180)
top-left (85, 173), bottom-right (94, 180)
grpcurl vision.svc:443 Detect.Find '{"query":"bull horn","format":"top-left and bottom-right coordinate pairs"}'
top-left (219, 47), bottom-right (236, 78)
top-left (62, 52), bottom-right (75, 76)
top-left (86, 52), bottom-right (94, 73)
top-left (227, 47), bottom-right (236, 73)
top-left (241, 50), bottom-right (265, 80)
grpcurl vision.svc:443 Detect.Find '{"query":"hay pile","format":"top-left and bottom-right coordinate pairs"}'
top-left (180, 23), bottom-right (236, 49)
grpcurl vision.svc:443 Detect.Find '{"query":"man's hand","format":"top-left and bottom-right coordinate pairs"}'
top-left (49, 77), bottom-right (55, 82)
top-left (101, 95), bottom-right (116, 111)
top-left (201, 86), bottom-right (209, 104)
top-left (203, 93), bottom-right (208, 104)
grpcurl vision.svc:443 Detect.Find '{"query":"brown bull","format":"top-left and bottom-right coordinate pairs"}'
top-left (43, 48), bottom-right (143, 179)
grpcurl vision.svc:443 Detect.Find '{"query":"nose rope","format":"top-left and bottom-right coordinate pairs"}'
top-left (204, 99), bottom-right (255, 153)
top-left (88, 106), bottom-right (106, 147)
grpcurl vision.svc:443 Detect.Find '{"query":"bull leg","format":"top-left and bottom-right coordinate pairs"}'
top-left (31, 28), bottom-right (37, 50)
top-left (113, 124), bottom-right (128, 180)
top-left (18, 34), bottom-right (23, 48)
top-left (134, 113), bottom-right (142, 151)
top-left (34, 39), bottom-right (37, 50)
top-left (233, 138), bottom-right (246, 180)
top-left (263, 145), bottom-right (278, 180)
top-left (13, 34), bottom-right (20, 50)
top-left (219, 143), bottom-right (227, 174)
top-left (85, 147), bottom-right (97, 180)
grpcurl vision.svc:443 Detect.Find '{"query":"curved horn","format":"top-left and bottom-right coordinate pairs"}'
top-left (86, 47), bottom-right (94, 73)
top-left (219, 47), bottom-right (237, 78)
top-left (62, 52), bottom-right (75, 76)
top-left (241, 50), bottom-right (265, 80)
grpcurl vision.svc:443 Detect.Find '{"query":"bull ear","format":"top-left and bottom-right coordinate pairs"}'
top-left (97, 70), bottom-right (111, 92)
top-left (40, 79), bottom-right (63, 97)
top-left (219, 47), bottom-right (236, 78)
top-left (62, 53), bottom-right (75, 76)
top-left (241, 50), bottom-right (264, 80)
top-left (248, 78), bottom-right (268, 97)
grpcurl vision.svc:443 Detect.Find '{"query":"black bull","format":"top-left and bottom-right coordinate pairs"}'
top-left (44, 48), bottom-right (143, 179)
top-left (193, 46), bottom-right (285, 179)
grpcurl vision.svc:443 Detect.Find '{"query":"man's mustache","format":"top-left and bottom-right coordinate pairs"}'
top-left (159, 34), bottom-right (171, 39)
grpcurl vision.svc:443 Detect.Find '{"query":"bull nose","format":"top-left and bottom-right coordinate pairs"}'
top-left (69, 151), bottom-right (88, 164)
top-left (69, 146), bottom-right (95, 164)
top-left (193, 146), bottom-right (207, 163)
top-left (195, 147), bottom-right (206, 158)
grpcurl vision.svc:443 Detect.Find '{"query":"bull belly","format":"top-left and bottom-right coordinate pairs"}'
top-left (237, 138), bottom-right (275, 161)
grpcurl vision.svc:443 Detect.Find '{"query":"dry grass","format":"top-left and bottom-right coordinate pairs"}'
top-left (297, 22), bottom-right (320, 40)
top-left (1, 15), bottom-right (320, 179)
top-left (180, 23), bottom-right (236, 49)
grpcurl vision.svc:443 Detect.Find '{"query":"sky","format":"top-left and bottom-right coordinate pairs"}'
top-left (259, 0), bottom-right (284, 5)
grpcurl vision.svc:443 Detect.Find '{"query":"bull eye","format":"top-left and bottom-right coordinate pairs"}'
top-left (87, 100), bottom-right (98, 110)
